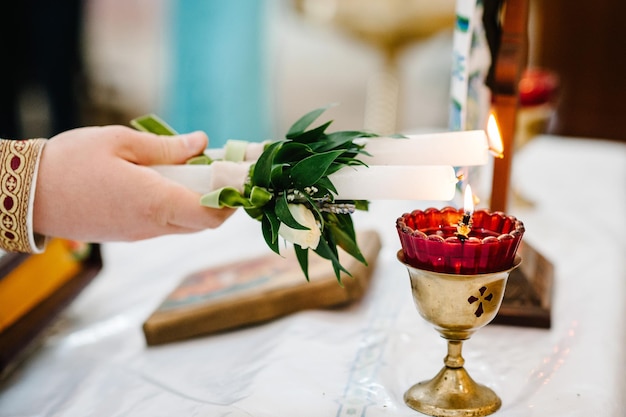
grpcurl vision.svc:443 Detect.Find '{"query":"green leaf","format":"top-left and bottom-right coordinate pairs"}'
top-left (354, 200), bottom-right (369, 211)
top-left (274, 142), bottom-right (313, 164)
top-left (244, 206), bottom-right (264, 220)
top-left (130, 114), bottom-right (178, 135)
top-left (333, 212), bottom-right (357, 240)
top-left (301, 193), bottom-right (324, 228)
top-left (294, 245), bottom-right (310, 281)
top-left (262, 213), bottom-right (280, 254)
top-left (249, 186), bottom-right (272, 207)
top-left (327, 217), bottom-right (366, 265)
top-left (290, 121), bottom-right (332, 144)
top-left (275, 194), bottom-right (309, 230)
top-left (324, 161), bottom-right (349, 177)
top-left (309, 131), bottom-right (368, 152)
top-left (323, 231), bottom-right (348, 282)
top-left (199, 187), bottom-right (251, 209)
top-left (314, 177), bottom-right (337, 196)
top-left (270, 164), bottom-right (288, 188)
top-left (291, 150), bottom-right (343, 187)
top-left (252, 141), bottom-right (283, 188)
top-left (264, 209), bottom-right (281, 244)
top-left (186, 154), bottom-right (213, 165)
top-left (314, 237), bottom-right (350, 283)
top-left (286, 104), bottom-right (335, 138)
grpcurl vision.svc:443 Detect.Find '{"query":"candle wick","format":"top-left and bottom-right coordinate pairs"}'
top-left (456, 212), bottom-right (473, 241)
top-left (489, 147), bottom-right (505, 158)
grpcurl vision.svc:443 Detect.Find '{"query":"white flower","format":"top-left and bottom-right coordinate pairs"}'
top-left (278, 204), bottom-right (321, 250)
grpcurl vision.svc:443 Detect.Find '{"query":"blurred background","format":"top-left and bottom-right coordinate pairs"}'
top-left (1, 0), bottom-right (624, 146)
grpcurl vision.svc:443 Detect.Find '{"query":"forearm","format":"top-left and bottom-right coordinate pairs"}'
top-left (0, 138), bottom-right (48, 253)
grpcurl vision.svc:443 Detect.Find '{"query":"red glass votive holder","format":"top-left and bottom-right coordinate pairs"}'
top-left (518, 68), bottom-right (559, 107)
top-left (396, 207), bottom-right (525, 275)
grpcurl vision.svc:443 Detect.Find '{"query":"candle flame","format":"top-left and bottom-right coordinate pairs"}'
top-left (464, 184), bottom-right (474, 215)
top-left (487, 112), bottom-right (504, 158)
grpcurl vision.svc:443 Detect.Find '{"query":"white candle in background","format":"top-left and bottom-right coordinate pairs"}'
top-left (205, 130), bottom-right (489, 167)
top-left (151, 163), bottom-right (457, 201)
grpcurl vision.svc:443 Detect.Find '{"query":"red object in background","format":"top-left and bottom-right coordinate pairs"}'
top-left (518, 68), bottom-right (559, 107)
top-left (396, 207), bottom-right (525, 275)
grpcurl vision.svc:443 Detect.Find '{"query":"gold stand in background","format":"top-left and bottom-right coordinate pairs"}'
top-left (294, 0), bottom-right (456, 134)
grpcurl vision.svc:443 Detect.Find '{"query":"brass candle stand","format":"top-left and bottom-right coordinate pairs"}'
top-left (398, 251), bottom-right (521, 416)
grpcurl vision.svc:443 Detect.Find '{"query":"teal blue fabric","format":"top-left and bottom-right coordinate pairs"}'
top-left (165, 1), bottom-right (271, 148)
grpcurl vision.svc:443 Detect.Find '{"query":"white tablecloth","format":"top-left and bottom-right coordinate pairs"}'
top-left (1, 135), bottom-right (625, 416)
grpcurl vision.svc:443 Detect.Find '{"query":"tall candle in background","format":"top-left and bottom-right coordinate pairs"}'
top-left (488, 0), bottom-right (530, 212)
top-left (449, 0), bottom-right (493, 205)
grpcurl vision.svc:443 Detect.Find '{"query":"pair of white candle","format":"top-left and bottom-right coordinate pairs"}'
top-left (153, 130), bottom-right (489, 201)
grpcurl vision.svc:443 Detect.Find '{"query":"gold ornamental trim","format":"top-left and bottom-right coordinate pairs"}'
top-left (0, 139), bottom-right (46, 253)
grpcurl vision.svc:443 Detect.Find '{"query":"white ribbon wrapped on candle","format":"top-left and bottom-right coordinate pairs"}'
top-left (152, 163), bottom-right (458, 201)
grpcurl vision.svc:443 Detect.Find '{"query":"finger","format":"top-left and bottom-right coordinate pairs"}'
top-left (121, 130), bottom-right (209, 166)
top-left (150, 181), bottom-right (235, 232)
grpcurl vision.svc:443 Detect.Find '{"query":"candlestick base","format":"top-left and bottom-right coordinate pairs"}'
top-left (404, 365), bottom-right (501, 417)
top-left (398, 251), bottom-right (521, 417)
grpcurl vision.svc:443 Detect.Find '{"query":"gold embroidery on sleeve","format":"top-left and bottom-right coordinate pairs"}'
top-left (0, 139), bottom-right (46, 253)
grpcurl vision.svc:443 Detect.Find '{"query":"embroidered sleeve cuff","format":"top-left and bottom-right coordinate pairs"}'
top-left (0, 139), bottom-right (48, 254)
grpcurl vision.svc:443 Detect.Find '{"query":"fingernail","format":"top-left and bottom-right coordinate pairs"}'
top-left (182, 131), bottom-right (206, 151)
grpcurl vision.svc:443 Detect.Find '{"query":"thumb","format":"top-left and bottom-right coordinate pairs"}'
top-left (128, 131), bottom-right (209, 165)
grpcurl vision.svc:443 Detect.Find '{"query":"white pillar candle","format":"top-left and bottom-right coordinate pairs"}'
top-left (151, 163), bottom-right (457, 201)
top-left (205, 130), bottom-right (489, 167)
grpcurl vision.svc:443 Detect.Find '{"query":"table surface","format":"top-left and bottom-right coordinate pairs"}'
top-left (1, 135), bottom-right (625, 417)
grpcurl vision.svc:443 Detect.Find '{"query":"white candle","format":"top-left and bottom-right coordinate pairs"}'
top-left (152, 163), bottom-right (457, 201)
top-left (355, 130), bottom-right (489, 166)
top-left (330, 165), bottom-right (457, 201)
top-left (205, 130), bottom-right (489, 167)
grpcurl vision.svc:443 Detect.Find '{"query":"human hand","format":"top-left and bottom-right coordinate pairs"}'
top-left (33, 125), bottom-right (234, 242)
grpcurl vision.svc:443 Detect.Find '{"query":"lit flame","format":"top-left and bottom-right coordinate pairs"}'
top-left (464, 184), bottom-right (474, 215)
top-left (487, 112), bottom-right (504, 158)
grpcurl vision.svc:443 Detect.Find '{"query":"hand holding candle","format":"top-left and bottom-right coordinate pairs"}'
top-left (133, 106), bottom-right (495, 281)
